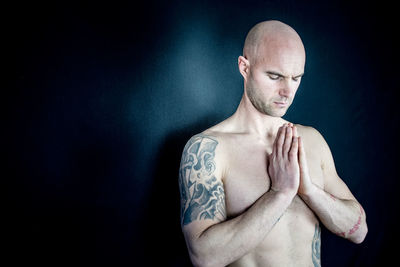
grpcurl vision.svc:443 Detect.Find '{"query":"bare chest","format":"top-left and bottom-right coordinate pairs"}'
top-left (222, 142), bottom-right (324, 218)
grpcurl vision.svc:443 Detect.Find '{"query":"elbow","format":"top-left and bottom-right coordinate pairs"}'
top-left (188, 251), bottom-right (205, 267)
top-left (189, 251), bottom-right (222, 267)
top-left (189, 257), bottom-right (209, 267)
top-left (187, 244), bottom-right (222, 267)
top-left (350, 231), bottom-right (367, 244)
top-left (350, 222), bottom-right (368, 244)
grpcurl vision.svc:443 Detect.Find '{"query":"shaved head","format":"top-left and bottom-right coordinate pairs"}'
top-left (243, 20), bottom-right (305, 65)
top-left (239, 20), bottom-right (306, 117)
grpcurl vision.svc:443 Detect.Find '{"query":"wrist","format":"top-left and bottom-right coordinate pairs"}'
top-left (298, 182), bottom-right (318, 199)
top-left (270, 188), bottom-right (297, 202)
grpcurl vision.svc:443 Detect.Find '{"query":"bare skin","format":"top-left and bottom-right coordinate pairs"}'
top-left (179, 20), bottom-right (368, 267)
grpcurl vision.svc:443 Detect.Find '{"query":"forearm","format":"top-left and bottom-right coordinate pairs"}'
top-left (187, 190), bottom-right (294, 267)
top-left (299, 185), bottom-right (367, 243)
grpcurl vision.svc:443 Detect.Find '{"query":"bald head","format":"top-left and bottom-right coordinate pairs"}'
top-left (239, 20), bottom-right (306, 118)
top-left (243, 20), bottom-right (305, 65)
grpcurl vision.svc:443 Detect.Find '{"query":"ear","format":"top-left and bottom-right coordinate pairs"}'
top-left (238, 56), bottom-right (250, 80)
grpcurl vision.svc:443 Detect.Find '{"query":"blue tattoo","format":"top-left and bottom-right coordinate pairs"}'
top-left (312, 224), bottom-right (321, 267)
top-left (179, 135), bottom-right (226, 225)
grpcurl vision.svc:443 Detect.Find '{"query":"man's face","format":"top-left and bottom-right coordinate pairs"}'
top-left (245, 41), bottom-right (305, 117)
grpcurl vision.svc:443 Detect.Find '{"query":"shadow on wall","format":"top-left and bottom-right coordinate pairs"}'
top-left (139, 115), bottom-right (220, 266)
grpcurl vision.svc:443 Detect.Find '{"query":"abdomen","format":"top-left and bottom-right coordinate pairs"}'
top-left (230, 196), bottom-right (318, 267)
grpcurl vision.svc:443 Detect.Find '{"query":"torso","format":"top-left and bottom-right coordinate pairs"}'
top-left (204, 122), bottom-right (324, 267)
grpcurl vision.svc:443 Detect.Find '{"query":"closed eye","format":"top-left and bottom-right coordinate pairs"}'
top-left (266, 71), bottom-right (304, 82)
top-left (293, 73), bottom-right (304, 82)
top-left (266, 71), bottom-right (282, 80)
top-left (268, 74), bottom-right (280, 80)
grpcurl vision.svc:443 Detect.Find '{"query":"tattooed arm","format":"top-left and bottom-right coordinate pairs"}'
top-left (179, 129), bottom-right (298, 267)
top-left (296, 126), bottom-right (368, 244)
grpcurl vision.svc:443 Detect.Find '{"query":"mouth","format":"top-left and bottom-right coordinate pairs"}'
top-left (274, 101), bottom-right (288, 108)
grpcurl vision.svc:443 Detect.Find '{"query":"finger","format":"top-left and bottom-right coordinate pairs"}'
top-left (289, 136), bottom-right (299, 162)
top-left (273, 125), bottom-right (284, 150)
top-left (275, 125), bottom-right (286, 156)
top-left (292, 125), bottom-right (298, 138)
top-left (282, 125), bottom-right (293, 156)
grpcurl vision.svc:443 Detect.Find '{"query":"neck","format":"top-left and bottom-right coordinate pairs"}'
top-left (231, 94), bottom-right (287, 139)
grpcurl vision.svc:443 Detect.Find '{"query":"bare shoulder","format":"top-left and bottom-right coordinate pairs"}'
top-left (182, 126), bottom-right (229, 152)
top-left (295, 123), bottom-right (337, 173)
top-left (180, 119), bottom-right (234, 178)
top-left (295, 124), bottom-right (326, 147)
top-left (294, 123), bottom-right (321, 137)
top-left (181, 119), bottom-right (239, 177)
top-left (182, 118), bottom-right (228, 146)
top-left (191, 119), bottom-right (238, 148)
top-left (180, 132), bottom-right (222, 172)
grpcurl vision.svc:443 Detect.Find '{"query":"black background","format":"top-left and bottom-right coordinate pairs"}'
top-left (6, 1), bottom-right (399, 266)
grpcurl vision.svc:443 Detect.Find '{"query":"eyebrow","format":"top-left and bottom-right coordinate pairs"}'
top-left (266, 71), bottom-right (304, 79)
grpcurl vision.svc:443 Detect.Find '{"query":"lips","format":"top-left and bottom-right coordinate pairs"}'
top-left (274, 101), bottom-right (287, 107)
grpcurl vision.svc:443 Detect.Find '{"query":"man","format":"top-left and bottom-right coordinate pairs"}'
top-left (178, 20), bottom-right (367, 267)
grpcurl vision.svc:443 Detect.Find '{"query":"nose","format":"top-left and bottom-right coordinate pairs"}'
top-left (278, 79), bottom-right (297, 98)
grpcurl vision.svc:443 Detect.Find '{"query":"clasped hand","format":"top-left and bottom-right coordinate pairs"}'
top-left (267, 123), bottom-right (314, 196)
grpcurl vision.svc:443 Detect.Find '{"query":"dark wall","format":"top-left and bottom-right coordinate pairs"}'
top-left (7, 1), bottom-right (399, 266)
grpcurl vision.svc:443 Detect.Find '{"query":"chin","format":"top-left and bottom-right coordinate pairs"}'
top-left (270, 113), bottom-right (286, 118)
top-left (256, 103), bottom-right (289, 117)
top-left (266, 109), bottom-right (288, 118)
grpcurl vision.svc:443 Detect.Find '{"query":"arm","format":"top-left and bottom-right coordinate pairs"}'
top-left (296, 127), bottom-right (368, 244)
top-left (179, 126), bottom-right (299, 267)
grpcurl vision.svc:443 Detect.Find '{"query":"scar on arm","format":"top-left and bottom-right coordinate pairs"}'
top-left (336, 204), bottom-right (364, 237)
top-left (348, 214), bottom-right (362, 235)
top-left (328, 193), bottom-right (337, 201)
